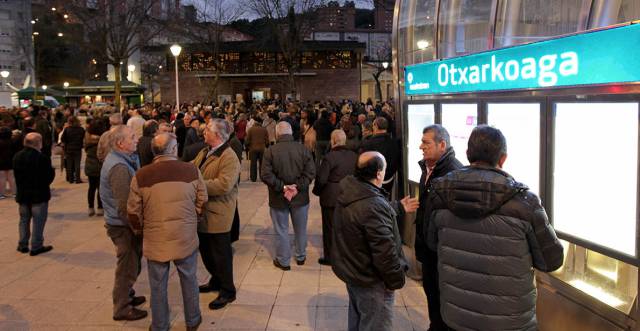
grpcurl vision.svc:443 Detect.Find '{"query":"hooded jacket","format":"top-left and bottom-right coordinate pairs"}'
top-left (426, 165), bottom-right (564, 331)
top-left (331, 176), bottom-right (407, 290)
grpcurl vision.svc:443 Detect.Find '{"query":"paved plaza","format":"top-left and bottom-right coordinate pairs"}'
top-left (0, 158), bottom-right (430, 331)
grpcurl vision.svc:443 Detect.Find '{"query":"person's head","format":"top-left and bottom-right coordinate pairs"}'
top-left (143, 120), bottom-right (159, 137)
top-left (330, 129), bottom-right (347, 148)
top-left (204, 118), bottom-right (231, 147)
top-left (158, 122), bottom-right (172, 134)
top-left (24, 132), bottom-right (43, 151)
top-left (357, 113), bottom-right (366, 124)
top-left (361, 120), bottom-right (373, 138)
top-left (110, 125), bottom-right (138, 155)
top-left (355, 151), bottom-right (386, 187)
top-left (275, 121), bottom-right (292, 138)
top-left (467, 125), bottom-right (507, 168)
top-left (109, 113), bottom-right (123, 126)
top-left (183, 113), bottom-right (192, 125)
top-left (372, 117), bottom-right (388, 134)
top-left (190, 118), bottom-right (200, 128)
top-left (88, 118), bottom-right (107, 136)
top-left (420, 124), bottom-right (450, 166)
top-left (151, 133), bottom-right (178, 157)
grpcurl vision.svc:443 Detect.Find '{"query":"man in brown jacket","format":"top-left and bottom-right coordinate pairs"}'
top-left (192, 118), bottom-right (241, 310)
top-left (244, 116), bottom-right (269, 182)
top-left (127, 133), bottom-right (207, 331)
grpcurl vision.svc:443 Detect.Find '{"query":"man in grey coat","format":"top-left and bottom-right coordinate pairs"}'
top-left (427, 125), bottom-right (564, 331)
top-left (261, 121), bottom-right (315, 270)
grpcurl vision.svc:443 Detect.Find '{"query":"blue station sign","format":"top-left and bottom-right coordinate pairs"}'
top-left (404, 23), bottom-right (640, 95)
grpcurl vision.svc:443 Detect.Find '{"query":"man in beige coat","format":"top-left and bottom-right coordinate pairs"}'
top-left (192, 118), bottom-right (241, 310)
top-left (127, 133), bottom-right (207, 331)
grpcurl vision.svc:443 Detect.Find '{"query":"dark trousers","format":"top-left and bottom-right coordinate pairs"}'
top-left (18, 202), bottom-right (48, 250)
top-left (65, 151), bottom-right (82, 182)
top-left (106, 224), bottom-right (143, 317)
top-left (248, 149), bottom-right (264, 182)
top-left (231, 207), bottom-right (240, 243)
top-left (320, 206), bottom-right (334, 261)
top-left (198, 231), bottom-right (236, 298)
top-left (87, 176), bottom-right (103, 209)
top-left (422, 251), bottom-right (451, 331)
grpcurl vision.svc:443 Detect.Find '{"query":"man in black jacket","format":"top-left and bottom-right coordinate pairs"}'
top-left (331, 151), bottom-right (407, 331)
top-left (415, 124), bottom-right (462, 331)
top-left (359, 117), bottom-right (400, 194)
top-left (427, 126), bottom-right (564, 331)
top-left (261, 121), bottom-right (315, 270)
top-left (13, 132), bottom-right (55, 256)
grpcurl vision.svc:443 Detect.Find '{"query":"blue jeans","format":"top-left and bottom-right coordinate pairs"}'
top-left (147, 250), bottom-right (201, 331)
top-left (346, 282), bottom-right (395, 331)
top-left (270, 204), bottom-right (309, 267)
top-left (18, 202), bottom-right (48, 250)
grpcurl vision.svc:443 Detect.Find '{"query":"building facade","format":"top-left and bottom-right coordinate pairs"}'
top-left (0, 0), bottom-right (33, 91)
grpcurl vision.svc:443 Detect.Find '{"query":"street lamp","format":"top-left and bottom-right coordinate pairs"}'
top-left (417, 40), bottom-right (430, 50)
top-left (128, 64), bottom-right (135, 82)
top-left (63, 82), bottom-right (69, 88)
top-left (170, 44), bottom-right (182, 111)
top-left (42, 85), bottom-right (47, 90)
top-left (57, 32), bottom-right (63, 37)
top-left (0, 71), bottom-right (9, 91)
top-left (382, 62), bottom-right (389, 69)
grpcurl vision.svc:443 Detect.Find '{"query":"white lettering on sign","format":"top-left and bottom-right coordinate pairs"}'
top-left (432, 51), bottom-right (579, 89)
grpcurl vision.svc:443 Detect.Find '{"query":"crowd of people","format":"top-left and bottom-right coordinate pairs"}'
top-left (0, 96), bottom-right (565, 331)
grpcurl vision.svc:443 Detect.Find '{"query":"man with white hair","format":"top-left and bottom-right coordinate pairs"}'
top-left (261, 121), bottom-right (315, 270)
top-left (97, 113), bottom-right (123, 162)
top-left (192, 118), bottom-right (241, 310)
top-left (127, 108), bottom-right (145, 139)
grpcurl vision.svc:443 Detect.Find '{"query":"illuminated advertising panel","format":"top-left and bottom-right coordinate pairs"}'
top-left (407, 104), bottom-right (435, 183)
top-left (441, 104), bottom-right (477, 166)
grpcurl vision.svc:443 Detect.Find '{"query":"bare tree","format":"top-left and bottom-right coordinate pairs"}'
top-left (173, 0), bottom-right (245, 104)
top-left (65, 0), bottom-right (164, 110)
top-left (140, 52), bottom-right (165, 103)
top-left (370, 43), bottom-right (391, 102)
top-left (244, 0), bottom-right (326, 99)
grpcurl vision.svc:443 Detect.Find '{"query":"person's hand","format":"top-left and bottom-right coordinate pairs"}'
top-left (283, 184), bottom-right (298, 201)
top-left (400, 195), bottom-right (419, 213)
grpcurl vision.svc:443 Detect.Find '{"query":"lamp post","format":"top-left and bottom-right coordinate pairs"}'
top-left (170, 44), bottom-right (182, 111)
top-left (382, 62), bottom-right (389, 69)
top-left (0, 71), bottom-right (9, 91)
top-left (63, 81), bottom-right (69, 97)
top-left (127, 64), bottom-right (135, 82)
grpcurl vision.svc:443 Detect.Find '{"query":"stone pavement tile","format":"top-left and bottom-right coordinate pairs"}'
top-left (234, 285), bottom-right (279, 306)
top-left (27, 325), bottom-right (68, 331)
top-left (24, 280), bottom-right (84, 301)
top-left (65, 281), bottom-right (112, 302)
top-left (393, 306), bottom-right (414, 331)
top-left (274, 286), bottom-right (319, 307)
top-left (250, 254), bottom-right (277, 270)
top-left (64, 265), bottom-right (112, 281)
top-left (0, 321), bottom-right (29, 331)
top-left (393, 289), bottom-right (406, 307)
top-left (317, 286), bottom-right (348, 307)
top-left (0, 279), bottom-right (46, 300)
top-left (280, 269), bottom-right (319, 288)
top-left (23, 262), bottom-right (75, 281)
top-left (217, 304), bottom-right (272, 330)
top-left (399, 285), bottom-right (428, 307)
top-left (67, 326), bottom-right (124, 331)
top-left (319, 269), bottom-right (343, 287)
top-left (315, 307), bottom-right (348, 331)
top-left (172, 303), bottom-right (226, 331)
top-left (242, 268), bottom-right (283, 286)
top-left (266, 305), bottom-right (316, 331)
top-left (79, 302), bottom-right (129, 327)
top-left (406, 306), bottom-right (429, 331)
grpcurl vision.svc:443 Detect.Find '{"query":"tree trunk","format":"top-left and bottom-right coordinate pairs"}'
top-left (114, 62), bottom-right (122, 111)
top-left (373, 72), bottom-right (382, 102)
top-left (288, 71), bottom-right (296, 100)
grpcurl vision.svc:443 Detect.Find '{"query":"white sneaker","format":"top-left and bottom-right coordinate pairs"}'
top-left (0, 195), bottom-right (5, 200)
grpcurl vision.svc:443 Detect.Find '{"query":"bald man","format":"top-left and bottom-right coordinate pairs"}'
top-left (331, 151), bottom-right (408, 331)
top-left (13, 132), bottom-right (55, 255)
top-left (128, 133), bottom-right (207, 330)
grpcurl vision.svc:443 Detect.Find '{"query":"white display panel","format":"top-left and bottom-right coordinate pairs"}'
top-left (554, 102), bottom-right (638, 257)
top-left (407, 104), bottom-right (435, 183)
top-left (441, 104), bottom-right (478, 165)
top-left (488, 103), bottom-right (541, 196)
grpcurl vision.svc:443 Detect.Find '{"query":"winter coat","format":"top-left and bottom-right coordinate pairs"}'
top-left (261, 134), bottom-right (315, 209)
top-left (0, 129), bottom-right (17, 170)
top-left (245, 125), bottom-right (269, 152)
top-left (359, 133), bottom-right (400, 182)
top-left (127, 156), bottom-right (208, 262)
top-left (331, 176), bottom-right (407, 290)
top-left (192, 142), bottom-right (241, 234)
top-left (61, 126), bottom-right (85, 153)
top-left (84, 133), bottom-right (102, 177)
top-left (136, 135), bottom-right (154, 167)
top-left (313, 146), bottom-right (357, 208)
top-left (13, 147), bottom-right (55, 204)
top-left (414, 147), bottom-right (463, 263)
top-left (427, 165), bottom-right (564, 331)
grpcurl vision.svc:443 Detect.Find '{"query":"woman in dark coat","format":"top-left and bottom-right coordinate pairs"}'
top-left (84, 118), bottom-right (106, 216)
top-left (60, 116), bottom-right (85, 183)
top-left (0, 126), bottom-right (18, 198)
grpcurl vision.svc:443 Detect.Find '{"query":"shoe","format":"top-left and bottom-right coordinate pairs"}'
top-left (208, 294), bottom-right (235, 310)
top-left (113, 307), bottom-right (148, 321)
top-left (0, 195), bottom-right (5, 200)
top-left (16, 246), bottom-right (29, 253)
top-left (186, 316), bottom-right (202, 331)
top-left (199, 283), bottom-right (220, 293)
top-left (273, 259), bottom-right (290, 271)
top-left (75, 180), bottom-right (84, 184)
top-left (318, 257), bottom-right (331, 266)
top-left (296, 258), bottom-right (306, 266)
top-left (29, 245), bottom-right (53, 256)
top-left (96, 208), bottom-right (104, 216)
top-left (130, 295), bottom-right (146, 306)
top-left (88, 208), bottom-right (95, 216)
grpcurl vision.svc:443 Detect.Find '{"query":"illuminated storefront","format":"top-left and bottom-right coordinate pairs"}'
top-left (393, 1), bottom-right (640, 330)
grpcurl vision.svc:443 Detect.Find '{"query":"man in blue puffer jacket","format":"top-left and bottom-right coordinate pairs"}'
top-left (427, 125), bottom-right (564, 331)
